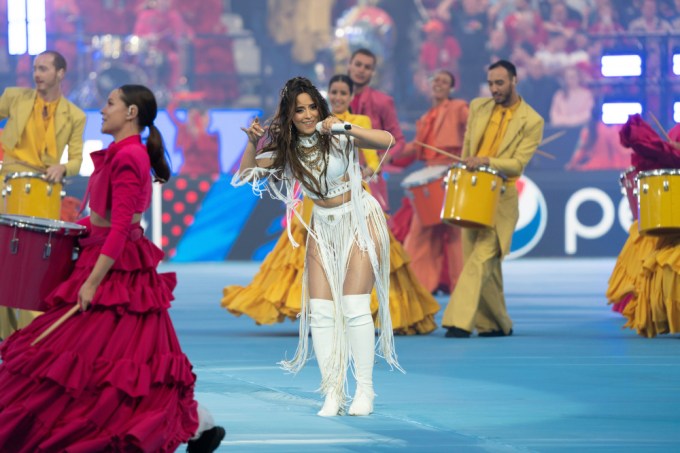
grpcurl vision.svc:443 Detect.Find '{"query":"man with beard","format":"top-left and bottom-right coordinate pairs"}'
top-left (441, 60), bottom-right (543, 338)
top-left (347, 48), bottom-right (405, 211)
top-left (0, 50), bottom-right (85, 338)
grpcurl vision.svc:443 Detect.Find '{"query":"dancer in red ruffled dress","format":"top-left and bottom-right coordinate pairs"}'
top-left (0, 85), bottom-right (224, 452)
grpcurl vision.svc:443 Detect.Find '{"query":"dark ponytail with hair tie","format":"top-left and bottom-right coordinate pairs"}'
top-left (146, 123), bottom-right (170, 183)
top-left (119, 84), bottom-right (171, 184)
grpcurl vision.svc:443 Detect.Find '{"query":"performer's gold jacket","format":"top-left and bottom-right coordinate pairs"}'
top-left (462, 97), bottom-right (544, 256)
top-left (0, 87), bottom-right (86, 177)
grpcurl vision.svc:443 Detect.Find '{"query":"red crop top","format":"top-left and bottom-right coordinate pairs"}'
top-left (87, 134), bottom-right (152, 259)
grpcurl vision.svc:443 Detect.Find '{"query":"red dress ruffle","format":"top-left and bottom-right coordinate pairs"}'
top-left (0, 229), bottom-right (199, 452)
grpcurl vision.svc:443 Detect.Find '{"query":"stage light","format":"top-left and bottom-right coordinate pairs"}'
top-left (601, 54), bottom-right (643, 77)
top-left (7, 0), bottom-right (27, 55)
top-left (26, 0), bottom-right (46, 55)
top-left (601, 102), bottom-right (643, 124)
top-left (674, 54), bottom-right (680, 76)
top-left (6, 0), bottom-right (45, 55)
top-left (674, 102), bottom-right (680, 123)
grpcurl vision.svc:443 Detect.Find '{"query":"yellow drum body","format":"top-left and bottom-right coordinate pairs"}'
top-left (2, 172), bottom-right (63, 220)
top-left (441, 164), bottom-right (506, 228)
top-left (637, 169), bottom-right (680, 235)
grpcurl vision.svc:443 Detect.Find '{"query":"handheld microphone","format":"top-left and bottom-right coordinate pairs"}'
top-left (315, 121), bottom-right (352, 134)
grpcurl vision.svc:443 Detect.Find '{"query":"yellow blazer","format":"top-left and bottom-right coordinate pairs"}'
top-left (462, 97), bottom-right (544, 255)
top-left (0, 87), bottom-right (86, 177)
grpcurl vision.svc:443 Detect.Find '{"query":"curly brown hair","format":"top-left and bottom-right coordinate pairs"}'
top-left (261, 77), bottom-right (335, 199)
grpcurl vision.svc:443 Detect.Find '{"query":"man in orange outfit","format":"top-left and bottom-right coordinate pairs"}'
top-left (401, 70), bottom-right (468, 294)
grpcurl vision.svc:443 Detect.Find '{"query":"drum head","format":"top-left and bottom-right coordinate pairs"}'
top-left (638, 168), bottom-right (680, 179)
top-left (401, 165), bottom-right (449, 188)
top-left (0, 215), bottom-right (86, 235)
top-left (451, 163), bottom-right (507, 181)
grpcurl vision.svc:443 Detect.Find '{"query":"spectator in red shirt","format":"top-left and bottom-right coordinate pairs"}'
top-left (73, 0), bottom-right (136, 35)
top-left (133, 0), bottom-right (193, 90)
top-left (167, 95), bottom-right (220, 176)
top-left (172, 0), bottom-right (237, 102)
top-left (503, 0), bottom-right (548, 52)
top-left (414, 19), bottom-right (461, 98)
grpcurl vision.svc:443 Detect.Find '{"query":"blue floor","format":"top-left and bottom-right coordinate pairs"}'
top-left (166, 259), bottom-right (680, 452)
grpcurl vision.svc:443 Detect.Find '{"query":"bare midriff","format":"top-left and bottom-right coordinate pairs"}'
top-left (91, 210), bottom-right (143, 227)
top-left (312, 190), bottom-right (353, 208)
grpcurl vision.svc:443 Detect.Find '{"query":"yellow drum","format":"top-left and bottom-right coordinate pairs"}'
top-left (637, 169), bottom-right (680, 235)
top-left (441, 163), bottom-right (506, 228)
top-left (2, 172), bottom-right (63, 220)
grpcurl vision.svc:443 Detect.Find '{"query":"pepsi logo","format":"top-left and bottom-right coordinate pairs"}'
top-left (508, 175), bottom-right (548, 259)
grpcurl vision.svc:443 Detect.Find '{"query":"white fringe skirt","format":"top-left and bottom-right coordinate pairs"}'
top-left (279, 190), bottom-right (401, 398)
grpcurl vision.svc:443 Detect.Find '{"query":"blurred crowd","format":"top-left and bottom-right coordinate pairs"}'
top-left (1, 0), bottom-right (679, 172)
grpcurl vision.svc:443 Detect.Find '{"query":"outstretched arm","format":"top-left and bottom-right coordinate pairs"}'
top-left (238, 117), bottom-right (274, 173)
top-left (318, 116), bottom-right (394, 152)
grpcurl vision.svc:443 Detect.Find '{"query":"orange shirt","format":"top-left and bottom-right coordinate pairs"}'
top-left (418, 103), bottom-right (444, 162)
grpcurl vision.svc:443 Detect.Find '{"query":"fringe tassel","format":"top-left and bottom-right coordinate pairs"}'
top-left (236, 137), bottom-right (402, 402)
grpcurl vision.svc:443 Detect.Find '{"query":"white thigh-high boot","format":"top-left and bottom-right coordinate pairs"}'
top-left (310, 298), bottom-right (341, 417)
top-left (342, 294), bottom-right (375, 416)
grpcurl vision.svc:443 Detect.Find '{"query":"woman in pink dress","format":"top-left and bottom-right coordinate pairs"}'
top-left (0, 85), bottom-right (224, 452)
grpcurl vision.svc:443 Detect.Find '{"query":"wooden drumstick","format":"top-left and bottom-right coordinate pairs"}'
top-left (539, 130), bottom-right (566, 147)
top-left (414, 141), bottom-right (463, 161)
top-left (535, 149), bottom-right (556, 160)
top-left (30, 304), bottom-right (80, 346)
top-left (416, 140), bottom-right (556, 160)
top-left (648, 111), bottom-right (672, 142)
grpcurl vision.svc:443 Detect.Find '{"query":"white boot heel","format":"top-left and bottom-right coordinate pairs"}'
top-left (317, 392), bottom-right (342, 417)
top-left (343, 294), bottom-right (376, 417)
top-left (348, 387), bottom-right (374, 416)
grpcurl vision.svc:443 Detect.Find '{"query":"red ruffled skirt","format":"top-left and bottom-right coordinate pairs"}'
top-left (0, 226), bottom-right (198, 452)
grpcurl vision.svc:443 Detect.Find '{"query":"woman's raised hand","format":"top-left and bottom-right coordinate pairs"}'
top-left (317, 116), bottom-right (343, 135)
top-left (241, 117), bottom-right (265, 145)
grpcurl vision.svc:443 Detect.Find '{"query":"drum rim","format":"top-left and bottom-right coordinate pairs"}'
top-left (400, 165), bottom-right (449, 188)
top-left (451, 163), bottom-right (507, 181)
top-left (621, 166), bottom-right (636, 175)
top-left (3, 172), bottom-right (53, 183)
top-left (0, 214), bottom-right (86, 235)
top-left (637, 168), bottom-right (680, 178)
top-left (619, 167), bottom-right (637, 188)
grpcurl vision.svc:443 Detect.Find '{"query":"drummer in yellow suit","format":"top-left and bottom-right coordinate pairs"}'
top-left (0, 50), bottom-right (85, 339)
top-left (442, 60), bottom-right (543, 338)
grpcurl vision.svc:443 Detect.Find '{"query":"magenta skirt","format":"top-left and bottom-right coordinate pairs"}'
top-left (0, 225), bottom-right (199, 452)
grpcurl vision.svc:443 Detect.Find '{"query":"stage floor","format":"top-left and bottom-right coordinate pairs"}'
top-left (167, 258), bottom-right (680, 452)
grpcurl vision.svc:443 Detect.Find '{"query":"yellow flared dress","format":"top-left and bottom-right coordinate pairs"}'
top-left (623, 233), bottom-right (680, 337)
top-left (606, 222), bottom-right (659, 307)
top-left (222, 199), bottom-right (440, 334)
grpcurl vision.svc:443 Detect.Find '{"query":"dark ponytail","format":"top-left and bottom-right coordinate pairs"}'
top-left (119, 84), bottom-right (171, 183)
top-left (146, 124), bottom-right (170, 183)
